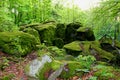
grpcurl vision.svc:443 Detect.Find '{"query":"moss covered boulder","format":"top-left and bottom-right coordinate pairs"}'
top-left (23, 27), bottom-right (40, 44)
top-left (55, 23), bottom-right (66, 39)
top-left (53, 38), bottom-right (64, 48)
top-left (53, 23), bottom-right (66, 48)
top-left (99, 36), bottom-right (120, 49)
top-left (20, 23), bottom-right (40, 31)
top-left (0, 31), bottom-right (37, 56)
top-left (90, 44), bottom-right (115, 61)
top-left (64, 41), bottom-right (91, 56)
top-left (76, 27), bottom-right (95, 41)
top-left (65, 22), bottom-right (82, 43)
top-left (36, 60), bottom-right (84, 80)
top-left (34, 23), bottom-right (56, 46)
top-left (64, 41), bottom-right (115, 61)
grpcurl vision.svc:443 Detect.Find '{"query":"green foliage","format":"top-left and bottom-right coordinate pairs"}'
top-left (48, 46), bottom-right (66, 57)
top-left (75, 55), bottom-right (96, 69)
top-left (0, 74), bottom-right (14, 80)
top-left (84, 0), bottom-right (120, 40)
top-left (93, 65), bottom-right (115, 79)
top-left (0, 57), bottom-right (9, 70)
top-left (0, 0), bottom-right (86, 28)
top-left (89, 76), bottom-right (97, 80)
top-left (0, 3), bottom-right (19, 32)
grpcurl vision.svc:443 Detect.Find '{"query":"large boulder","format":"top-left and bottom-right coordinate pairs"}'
top-left (0, 31), bottom-right (38, 56)
top-left (65, 22), bottom-right (82, 43)
top-left (76, 27), bottom-right (95, 41)
top-left (53, 23), bottom-right (66, 48)
top-left (23, 27), bottom-right (41, 44)
top-left (31, 60), bottom-right (84, 80)
top-left (55, 23), bottom-right (66, 39)
top-left (53, 38), bottom-right (64, 48)
top-left (34, 23), bottom-right (56, 46)
top-left (64, 41), bottom-right (115, 61)
top-left (99, 36), bottom-right (120, 64)
top-left (25, 55), bottom-right (52, 79)
top-left (64, 41), bottom-right (90, 56)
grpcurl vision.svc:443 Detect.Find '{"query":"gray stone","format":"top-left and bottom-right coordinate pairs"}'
top-left (26, 55), bottom-right (52, 79)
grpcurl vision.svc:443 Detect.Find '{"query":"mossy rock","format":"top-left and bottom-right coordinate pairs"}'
top-left (0, 31), bottom-right (37, 56)
top-left (34, 23), bottom-right (56, 31)
top-left (23, 27), bottom-right (41, 44)
top-left (37, 60), bottom-right (84, 80)
top-left (36, 60), bottom-right (62, 80)
top-left (34, 23), bottom-right (56, 46)
top-left (59, 61), bottom-right (84, 79)
top-left (90, 44), bottom-right (115, 61)
top-left (63, 41), bottom-right (91, 56)
top-left (99, 37), bottom-right (120, 48)
top-left (76, 27), bottom-right (95, 41)
top-left (56, 23), bottom-right (66, 39)
top-left (64, 41), bottom-right (82, 51)
top-left (65, 22), bottom-right (82, 43)
top-left (20, 23), bottom-right (40, 31)
top-left (53, 38), bottom-right (64, 48)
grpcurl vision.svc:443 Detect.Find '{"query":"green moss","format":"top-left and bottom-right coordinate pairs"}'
top-left (96, 61), bottom-right (109, 65)
top-left (0, 31), bottom-right (37, 56)
top-left (99, 37), bottom-right (120, 48)
top-left (37, 60), bottom-right (91, 80)
top-left (23, 27), bottom-right (41, 44)
top-left (34, 23), bottom-right (56, 31)
top-left (48, 46), bottom-right (66, 57)
top-left (53, 38), bottom-right (64, 48)
top-left (20, 23), bottom-right (40, 31)
top-left (36, 62), bottom-right (52, 80)
top-left (65, 22), bottom-right (82, 43)
top-left (59, 61), bottom-right (84, 79)
top-left (91, 44), bottom-right (115, 61)
top-left (36, 60), bottom-right (62, 80)
top-left (35, 24), bottom-right (56, 46)
top-left (64, 41), bottom-right (92, 56)
top-left (76, 27), bottom-right (95, 41)
top-left (56, 23), bottom-right (66, 39)
top-left (64, 55), bottom-right (75, 61)
top-left (77, 27), bottom-right (91, 32)
top-left (64, 41), bottom-right (82, 51)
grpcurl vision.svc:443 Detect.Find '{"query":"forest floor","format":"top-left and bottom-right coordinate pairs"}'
top-left (0, 51), bottom-right (97, 80)
top-left (0, 51), bottom-right (37, 80)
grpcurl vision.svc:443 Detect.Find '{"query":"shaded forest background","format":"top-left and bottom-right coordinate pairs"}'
top-left (0, 0), bottom-right (120, 40)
